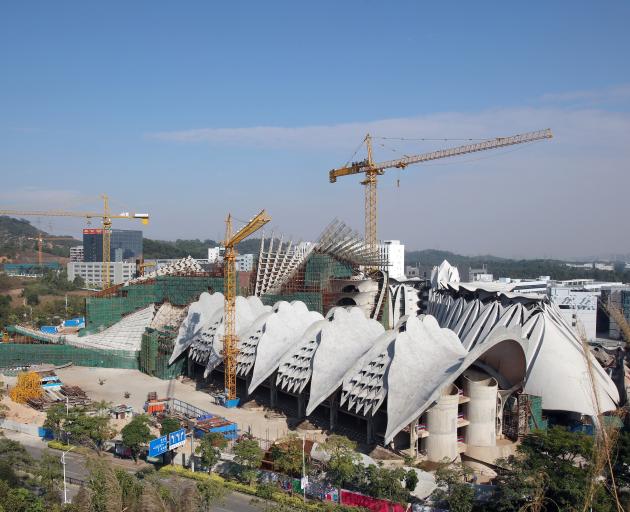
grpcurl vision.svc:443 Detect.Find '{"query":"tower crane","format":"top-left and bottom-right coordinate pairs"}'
top-left (28, 235), bottom-right (77, 267)
top-left (329, 128), bottom-right (553, 262)
top-left (0, 194), bottom-right (149, 288)
top-left (221, 209), bottom-right (271, 406)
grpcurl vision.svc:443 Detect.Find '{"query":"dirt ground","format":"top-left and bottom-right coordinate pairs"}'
top-left (53, 366), bottom-right (292, 440)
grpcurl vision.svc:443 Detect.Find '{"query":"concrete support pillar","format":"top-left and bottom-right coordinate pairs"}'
top-left (366, 416), bottom-right (375, 444)
top-left (242, 373), bottom-right (252, 402)
top-left (426, 384), bottom-right (460, 462)
top-left (329, 394), bottom-right (339, 431)
top-left (187, 357), bottom-right (193, 378)
top-left (464, 371), bottom-right (498, 447)
top-left (297, 394), bottom-right (305, 419)
top-left (409, 418), bottom-right (418, 457)
top-left (270, 376), bottom-right (278, 408)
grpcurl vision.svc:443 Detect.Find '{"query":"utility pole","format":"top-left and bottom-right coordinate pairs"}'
top-left (61, 445), bottom-right (75, 504)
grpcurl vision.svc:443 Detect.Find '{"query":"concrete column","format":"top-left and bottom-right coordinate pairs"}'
top-left (426, 384), bottom-right (460, 462)
top-left (329, 394), bottom-right (339, 431)
top-left (409, 418), bottom-right (418, 457)
top-left (366, 416), bottom-right (375, 444)
top-left (270, 376), bottom-right (278, 408)
top-left (297, 394), bottom-right (305, 419)
top-left (463, 371), bottom-right (498, 447)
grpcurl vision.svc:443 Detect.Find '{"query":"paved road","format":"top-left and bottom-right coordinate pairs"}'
top-left (1, 429), bottom-right (266, 511)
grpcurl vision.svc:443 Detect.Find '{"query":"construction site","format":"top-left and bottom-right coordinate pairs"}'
top-left (0, 128), bottom-right (627, 481)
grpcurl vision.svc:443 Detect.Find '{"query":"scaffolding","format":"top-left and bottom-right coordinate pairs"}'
top-left (85, 273), bottom-right (227, 332)
top-left (502, 392), bottom-right (547, 440)
top-left (140, 326), bottom-right (185, 380)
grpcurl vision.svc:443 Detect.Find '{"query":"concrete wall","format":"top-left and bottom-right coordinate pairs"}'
top-left (425, 384), bottom-right (460, 462)
top-left (463, 371), bottom-right (497, 447)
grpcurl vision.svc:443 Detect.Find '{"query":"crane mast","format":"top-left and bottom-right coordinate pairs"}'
top-left (0, 195), bottom-right (149, 288)
top-left (329, 128), bottom-right (553, 261)
top-left (222, 209), bottom-right (271, 405)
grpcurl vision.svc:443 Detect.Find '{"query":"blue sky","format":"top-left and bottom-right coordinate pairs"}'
top-left (1, 1), bottom-right (629, 258)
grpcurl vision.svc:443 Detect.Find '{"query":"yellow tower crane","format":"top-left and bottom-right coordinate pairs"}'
top-left (329, 128), bottom-right (553, 260)
top-left (221, 209), bottom-right (271, 406)
top-left (0, 194), bottom-right (149, 288)
top-left (28, 235), bottom-right (77, 267)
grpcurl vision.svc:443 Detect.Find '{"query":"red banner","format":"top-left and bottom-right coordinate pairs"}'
top-left (83, 229), bottom-right (103, 234)
top-left (340, 490), bottom-right (407, 512)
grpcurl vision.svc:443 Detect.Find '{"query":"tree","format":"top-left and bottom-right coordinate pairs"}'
top-left (322, 435), bottom-right (360, 490)
top-left (197, 479), bottom-right (226, 511)
top-left (404, 469), bottom-right (418, 492)
top-left (25, 291), bottom-right (39, 306)
top-left (431, 463), bottom-right (474, 512)
top-left (121, 414), bottom-right (153, 462)
top-left (36, 450), bottom-right (63, 506)
top-left (271, 435), bottom-right (304, 477)
top-left (234, 438), bottom-right (264, 484)
top-left (114, 469), bottom-right (143, 512)
top-left (196, 433), bottom-right (227, 473)
top-left (85, 458), bottom-right (123, 512)
top-left (357, 465), bottom-right (409, 505)
top-left (159, 416), bottom-right (181, 436)
top-left (485, 426), bottom-right (617, 512)
top-left (0, 437), bottom-right (32, 467)
top-left (62, 405), bottom-right (115, 451)
top-left (44, 404), bottom-right (67, 440)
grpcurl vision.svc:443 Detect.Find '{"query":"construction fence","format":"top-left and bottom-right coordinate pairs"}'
top-left (0, 343), bottom-right (139, 370)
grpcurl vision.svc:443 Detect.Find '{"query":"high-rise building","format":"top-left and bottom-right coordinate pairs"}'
top-left (83, 229), bottom-right (143, 263)
top-left (69, 246), bottom-right (84, 262)
top-left (378, 240), bottom-right (405, 280)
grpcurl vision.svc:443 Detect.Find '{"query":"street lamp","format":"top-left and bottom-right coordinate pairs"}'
top-left (61, 445), bottom-right (75, 504)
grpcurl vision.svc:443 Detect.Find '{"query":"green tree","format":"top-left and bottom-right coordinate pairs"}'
top-left (404, 469), bottom-right (418, 492)
top-left (234, 438), bottom-right (264, 484)
top-left (62, 405), bottom-right (115, 451)
top-left (485, 426), bottom-right (616, 512)
top-left (121, 414), bottom-right (153, 463)
top-left (197, 479), bottom-right (226, 511)
top-left (36, 450), bottom-right (63, 505)
top-left (357, 465), bottom-right (409, 504)
top-left (44, 404), bottom-right (67, 440)
top-left (196, 432), bottom-right (227, 473)
top-left (431, 463), bottom-right (474, 512)
top-left (25, 291), bottom-right (39, 306)
top-left (0, 437), bottom-right (32, 467)
top-left (85, 458), bottom-right (123, 512)
top-left (322, 435), bottom-right (360, 490)
top-left (4, 488), bottom-right (45, 512)
top-left (271, 435), bottom-right (304, 477)
top-left (114, 469), bottom-right (143, 511)
top-left (159, 416), bottom-right (181, 436)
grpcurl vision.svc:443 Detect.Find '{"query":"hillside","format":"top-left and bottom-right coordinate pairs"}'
top-left (142, 237), bottom-right (265, 259)
top-left (0, 216), bottom-right (79, 261)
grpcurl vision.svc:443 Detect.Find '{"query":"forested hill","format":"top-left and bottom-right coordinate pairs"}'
top-left (0, 216), bottom-right (79, 259)
top-left (406, 249), bottom-right (630, 282)
top-left (142, 237), bottom-right (264, 259)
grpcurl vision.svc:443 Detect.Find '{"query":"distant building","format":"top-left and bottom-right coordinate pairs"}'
top-left (83, 229), bottom-right (143, 263)
top-left (3, 262), bottom-right (60, 276)
top-left (550, 286), bottom-right (599, 341)
top-left (469, 265), bottom-right (492, 282)
top-left (405, 264), bottom-right (421, 278)
top-left (379, 240), bottom-right (405, 280)
top-left (236, 254), bottom-right (254, 272)
top-left (207, 247), bottom-right (253, 272)
top-left (69, 246), bottom-right (84, 262)
top-left (67, 261), bottom-right (136, 287)
top-left (208, 247), bottom-right (223, 263)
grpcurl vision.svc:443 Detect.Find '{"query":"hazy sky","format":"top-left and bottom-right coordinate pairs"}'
top-left (1, 1), bottom-right (629, 258)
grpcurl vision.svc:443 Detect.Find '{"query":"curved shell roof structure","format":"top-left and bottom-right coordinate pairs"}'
top-left (427, 286), bottom-right (619, 417)
top-left (170, 282), bottom-right (619, 444)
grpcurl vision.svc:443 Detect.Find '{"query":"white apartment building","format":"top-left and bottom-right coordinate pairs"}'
top-left (69, 246), bottom-right (84, 262)
top-left (549, 286), bottom-right (599, 341)
top-left (67, 261), bottom-right (136, 288)
top-left (207, 247), bottom-right (253, 272)
top-left (379, 240), bottom-right (405, 280)
top-left (236, 254), bottom-right (254, 272)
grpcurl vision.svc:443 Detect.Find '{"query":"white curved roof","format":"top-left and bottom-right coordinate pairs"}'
top-left (66, 305), bottom-right (155, 352)
top-left (430, 259), bottom-right (460, 289)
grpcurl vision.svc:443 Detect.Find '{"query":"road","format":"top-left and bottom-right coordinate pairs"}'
top-left (1, 429), bottom-right (266, 510)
